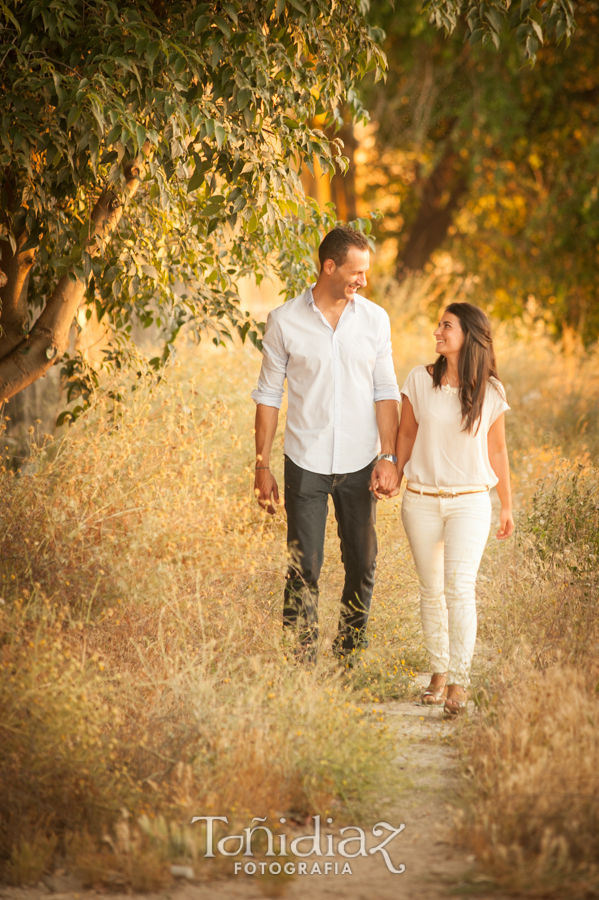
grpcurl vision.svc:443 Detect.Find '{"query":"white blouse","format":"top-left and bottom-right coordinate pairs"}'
top-left (400, 365), bottom-right (510, 489)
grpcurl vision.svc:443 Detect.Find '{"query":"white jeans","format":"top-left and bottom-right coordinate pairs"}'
top-left (401, 490), bottom-right (492, 687)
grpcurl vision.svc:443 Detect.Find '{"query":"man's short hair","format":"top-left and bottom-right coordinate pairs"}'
top-left (318, 225), bottom-right (369, 270)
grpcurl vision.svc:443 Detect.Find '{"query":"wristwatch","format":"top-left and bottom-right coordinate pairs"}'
top-left (377, 453), bottom-right (397, 464)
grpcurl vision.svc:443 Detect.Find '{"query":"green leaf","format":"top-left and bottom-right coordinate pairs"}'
top-left (194, 15), bottom-right (208, 34)
top-left (21, 233), bottom-right (40, 253)
top-left (67, 106), bottom-right (82, 129)
top-left (215, 123), bottom-right (226, 148)
top-left (0, 2), bottom-right (20, 29)
top-left (146, 41), bottom-right (160, 68)
top-left (288, 0), bottom-right (307, 14)
top-left (485, 10), bottom-right (504, 33)
top-left (211, 41), bottom-right (223, 67)
top-left (246, 209), bottom-right (258, 232)
top-left (187, 165), bottom-right (205, 192)
top-left (529, 5), bottom-right (543, 25)
top-left (529, 19), bottom-right (544, 43)
top-left (142, 264), bottom-right (159, 281)
top-left (525, 34), bottom-right (539, 56)
top-left (222, 3), bottom-right (239, 25)
top-left (163, 158), bottom-right (176, 181)
top-left (236, 88), bottom-right (252, 110)
top-left (214, 16), bottom-right (231, 38)
top-left (275, 0), bottom-right (285, 16)
top-left (469, 28), bottom-right (484, 44)
top-left (106, 124), bottom-right (121, 145)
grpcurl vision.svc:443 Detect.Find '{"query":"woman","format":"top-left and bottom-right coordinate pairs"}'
top-left (395, 302), bottom-right (513, 717)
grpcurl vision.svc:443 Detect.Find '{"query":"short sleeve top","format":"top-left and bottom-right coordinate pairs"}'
top-left (400, 365), bottom-right (510, 489)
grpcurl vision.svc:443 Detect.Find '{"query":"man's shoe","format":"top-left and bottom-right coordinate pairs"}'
top-left (332, 631), bottom-right (369, 665)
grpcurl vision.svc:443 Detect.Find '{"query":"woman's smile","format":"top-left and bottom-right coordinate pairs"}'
top-left (433, 311), bottom-right (464, 357)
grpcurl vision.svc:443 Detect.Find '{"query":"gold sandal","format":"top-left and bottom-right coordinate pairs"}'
top-left (421, 673), bottom-right (448, 706)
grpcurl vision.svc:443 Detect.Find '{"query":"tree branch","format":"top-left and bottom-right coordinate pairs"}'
top-left (0, 161), bottom-right (144, 403)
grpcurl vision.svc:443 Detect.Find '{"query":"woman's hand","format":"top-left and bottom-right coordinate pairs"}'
top-left (372, 469), bottom-right (403, 501)
top-left (370, 458), bottom-right (398, 500)
top-left (496, 507), bottom-right (514, 540)
top-left (488, 415), bottom-right (513, 540)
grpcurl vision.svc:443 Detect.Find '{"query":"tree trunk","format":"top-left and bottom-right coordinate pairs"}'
top-left (0, 229), bottom-right (36, 359)
top-left (0, 159), bottom-right (143, 403)
top-left (397, 144), bottom-right (467, 278)
top-left (2, 368), bottom-right (62, 467)
top-left (330, 122), bottom-right (358, 222)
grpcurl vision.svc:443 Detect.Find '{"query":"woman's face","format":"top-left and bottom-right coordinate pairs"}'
top-left (434, 311), bottom-right (465, 358)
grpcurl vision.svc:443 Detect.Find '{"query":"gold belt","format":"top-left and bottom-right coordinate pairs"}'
top-left (406, 485), bottom-right (489, 498)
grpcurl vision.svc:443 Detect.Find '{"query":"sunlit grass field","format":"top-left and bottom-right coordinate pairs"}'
top-left (0, 325), bottom-right (420, 890)
top-left (1, 277), bottom-right (599, 893)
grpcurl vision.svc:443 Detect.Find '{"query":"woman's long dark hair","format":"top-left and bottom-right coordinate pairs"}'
top-left (430, 302), bottom-right (501, 434)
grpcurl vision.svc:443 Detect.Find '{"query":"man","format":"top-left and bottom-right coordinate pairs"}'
top-left (251, 225), bottom-right (400, 662)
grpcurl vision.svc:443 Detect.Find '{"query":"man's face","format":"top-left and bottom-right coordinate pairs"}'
top-left (326, 247), bottom-right (370, 300)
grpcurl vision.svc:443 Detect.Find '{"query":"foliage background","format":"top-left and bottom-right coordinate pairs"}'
top-left (357, 0), bottom-right (599, 342)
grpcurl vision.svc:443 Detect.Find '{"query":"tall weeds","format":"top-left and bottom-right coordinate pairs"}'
top-left (459, 666), bottom-right (599, 898)
top-left (0, 347), bottom-right (413, 888)
top-left (4, 285), bottom-right (599, 894)
top-left (459, 464), bottom-right (599, 896)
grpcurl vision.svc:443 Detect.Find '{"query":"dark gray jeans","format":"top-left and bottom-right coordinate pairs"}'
top-left (283, 455), bottom-right (378, 654)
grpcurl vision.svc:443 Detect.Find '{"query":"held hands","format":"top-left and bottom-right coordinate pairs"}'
top-left (496, 507), bottom-right (514, 540)
top-left (370, 459), bottom-right (399, 500)
top-left (254, 467), bottom-right (280, 515)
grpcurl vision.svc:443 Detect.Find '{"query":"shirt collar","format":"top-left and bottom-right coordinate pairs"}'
top-left (306, 284), bottom-right (359, 312)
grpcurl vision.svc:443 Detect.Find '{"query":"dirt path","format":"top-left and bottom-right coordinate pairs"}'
top-left (1, 676), bottom-right (511, 900)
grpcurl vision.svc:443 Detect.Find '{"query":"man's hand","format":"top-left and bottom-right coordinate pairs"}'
top-left (370, 459), bottom-right (398, 500)
top-left (254, 468), bottom-right (280, 515)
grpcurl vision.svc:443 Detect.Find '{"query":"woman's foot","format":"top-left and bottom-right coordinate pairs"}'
top-left (444, 683), bottom-right (467, 718)
top-left (421, 672), bottom-right (448, 706)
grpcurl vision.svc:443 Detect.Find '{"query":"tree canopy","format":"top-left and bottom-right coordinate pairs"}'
top-left (360, 1), bottom-right (599, 340)
top-left (0, 0), bottom-right (384, 403)
top-left (425, 0), bottom-right (576, 60)
top-left (0, 0), bottom-right (586, 411)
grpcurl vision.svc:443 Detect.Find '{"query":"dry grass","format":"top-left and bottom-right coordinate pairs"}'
top-left (457, 666), bottom-right (599, 898)
top-left (3, 275), bottom-right (599, 894)
top-left (453, 367), bottom-right (599, 896)
top-left (0, 343), bottom-right (420, 889)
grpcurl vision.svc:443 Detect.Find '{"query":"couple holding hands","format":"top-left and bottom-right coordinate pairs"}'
top-left (252, 226), bottom-right (513, 718)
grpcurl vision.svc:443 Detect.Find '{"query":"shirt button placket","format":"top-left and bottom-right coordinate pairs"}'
top-left (332, 332), bottom-right (339, 472)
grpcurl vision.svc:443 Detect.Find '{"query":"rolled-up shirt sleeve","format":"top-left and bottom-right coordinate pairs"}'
top-left (373, 314), bottom-right (401, 403)
top-left (250, 312), bottom-right (288, 408)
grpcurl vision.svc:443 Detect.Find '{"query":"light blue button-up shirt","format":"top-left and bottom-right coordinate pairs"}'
top-left (251, 285), bottom-right (401, 475)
